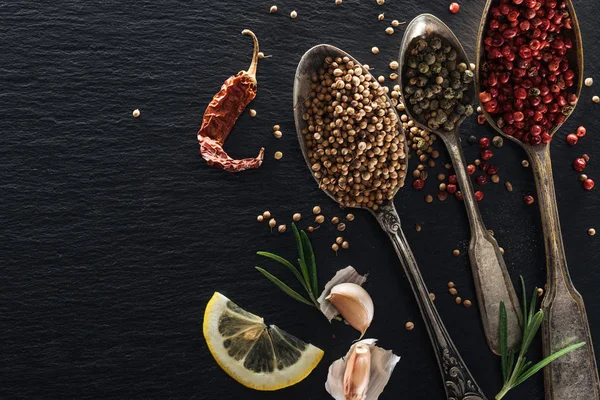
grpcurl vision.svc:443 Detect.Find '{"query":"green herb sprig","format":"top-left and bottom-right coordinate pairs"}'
top-left (496, 277), bottom-right (585, 399)
top-left (256, 223), bottom-right (320, 308)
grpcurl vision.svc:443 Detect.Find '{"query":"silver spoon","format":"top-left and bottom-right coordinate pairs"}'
top-left (476, 1), bottom-right (600, 398)
top-left (294, 44), bottom-right (486, 400)
top-left (399, 13), bottom-right (522, 355)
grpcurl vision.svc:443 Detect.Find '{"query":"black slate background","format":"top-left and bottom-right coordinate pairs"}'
top-left (0, 1), bottom-right (599, 399)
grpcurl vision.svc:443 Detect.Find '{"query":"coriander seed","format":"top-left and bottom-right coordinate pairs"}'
top-left (249, 109), bottom-right (257, 117)
top-left (290, 10), bottom-right (297, 18)
top-left (313, 206), bottom-right (321, 215)
top-left (332, 243), bottom-right (339, 253)
top-left (447, 282), bottom-right (455, 288)
top-left (522, 160), bottom-right (529, 168)
top-left (389, 60), bottom-right (399, 70)
top-left (463, 299), bottom-right (472, 308)
top-left (274, 151), bottom-right (283, 160)
top-left (337, 223), bottom-right (346, 232)
top-left (335, 0), bottom-right (342, 4)
top-left (425, 194), bottom-right (433, 203)
top-left (273, 130), bottom-right (282, 138)
top-left (449, 288), bottom-right (458, 295)
top-left (307, 226), bottom-right (314, 232)
top-left (377, 0), bottom-right (385, 4)
top-left (371, 46), bottom-right (379, 54)
top-left (346, 213), bottom-right (355, 221)
top-left (505, 181), bottom-right (513, 192)
top-left (593, 96), bottom-right (600, 103)
top-left (331, 216), bottom-right (340, 224)
top-left (389, 73), bottom-right (398, 80)
top-left (415, 224), bottom-right (422, 232)
top-left (278, 224), bottom-right (286, 233)
top-left (391, 19), bottom-right (401, 27)
top-left (270, 5), bottom-right (277, 13)
top-left (429, 293), bottom-right (436, 301)
top-left (405, 321), bottom-right (414, 331)
top-left (452, 249), bottom-right (460, 257)
top-left (293, 213), bottom-right (301, 222)
top-left (378, 75), bottom-right (385, 83)
top-left (257, 215), bottom-right (264, 222)
top-left (132, 109), bottom-right (140, 118)
top-left (263, 211), bottom-right (271, 219)
top-left (455, 296), bottom-right (462, 304)
top-left (438, 173), bottom-right (445, 181)
top-left (385, 27), bottom-right (394, 35)
top-left (378, 13), bottom-right (385, 21)
top-left (491, 174), bottom-right (500, 183)
top-left (585, 77), bottom-right (593, 87)
top-left (500, 247), bottom-right (505, 255)
top-left (537, 288), bottom-right (544, 297)
top-left (588, 228), bottom-right (596, 236)
top-left (315, 215), bottom-right (325, 224)
top-left (342, 241), bottom-right (349, 249)
top-left (336, 236), bottom-right (344, 245)
top-left (273, 124), bottom-right (280, 131)
top-left (269, 218), bottom-right (276, 229)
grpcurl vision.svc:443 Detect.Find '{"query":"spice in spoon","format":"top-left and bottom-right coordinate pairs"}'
top-left (197, 30), bottom-right (264, 172)
top-left (402, 35), bottom-right (475, 132)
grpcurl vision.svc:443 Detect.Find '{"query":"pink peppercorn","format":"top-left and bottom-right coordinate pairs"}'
top-left (476, 175), bottom-right (488, 185)
top-left (449, 2), bottom-right (460, 13)
top-left (566, 134), bottom-right (578, 145)
top-left (481, 149), bottom-right (494, 161)
top-left (448, 175), bottom-right (458, 184)
top-left (413, 179), bottom-right (425, 190)
top-left (524, 195), bottom-right (535, 205)
top-left (573, 158), bottom-right (587, 172)
top-left (478, 137), bottom-right (491, 148)
top-left (447, 184), bottom-right (458, 194)
top-left (467, 164), bottom-right (476, 175)
top-left (584, 178), bottom-right (595, 190)
top-left (475, 191), bottom-right (484, 201)
top-left (576, 126), bottom-right (586, 138)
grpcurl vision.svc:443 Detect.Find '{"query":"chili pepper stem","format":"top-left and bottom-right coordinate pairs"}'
top-left (241, 29), bottom-right (259, 84)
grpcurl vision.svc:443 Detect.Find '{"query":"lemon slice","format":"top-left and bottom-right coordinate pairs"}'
top-left (203, 292), bottom-right (324, 390)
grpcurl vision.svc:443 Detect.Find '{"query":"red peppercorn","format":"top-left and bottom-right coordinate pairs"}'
top-left (413, 179), bottom-right (425, 190)
top-left (481, 149), bottom-right (494, 161)
top-left (448, 175), bottom-right (457, 184)
top-left (480, 163), bottom-right (490, 172)
top-left (475, 191), bottom-right (484, 201)
top-left (576, 126), bottom-right (586, 138)
top-left (487, 165), bottom-right (499, 175)
top-left (524, 195), bottom-right (535, 206)
top-left (447, 184), bottom-right (457, 194)
top-left (584, 178), bottom-right (595, 191)
top-left (479, 92), bottom-right (492, 103)
top-left (476, 175), bottom-right (488, 185)
top-left (467, 164), bottom-right (476, 175)
top-left (449, 2), bottom-right (460, 13)
top-left (478, 137), bottom-right (491, 149)
top-left (477, 114), bottom-right (487, 125)
top-left (438, 191), bottom-right (449, 201)
top-left (566, 134), bottom-right (578, 145)
top-left (573, 158), bottom-right (587, 172)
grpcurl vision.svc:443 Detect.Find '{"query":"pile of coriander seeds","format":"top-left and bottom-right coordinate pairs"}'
top-left (301, 55), bottom-right (407, 209)
top-left (402, 35), bottom-right (474, 132)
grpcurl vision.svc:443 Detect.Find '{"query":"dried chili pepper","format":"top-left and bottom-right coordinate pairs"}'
top-left (197, 29), bottom-right (264, 172)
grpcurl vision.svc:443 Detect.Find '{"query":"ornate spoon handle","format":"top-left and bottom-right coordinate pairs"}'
top-left (372, 201), bottom-right (487, 400)
top-left (441, 132), bottom-right (522, 354)
top-left (526, 145), bottom-right (600, 400)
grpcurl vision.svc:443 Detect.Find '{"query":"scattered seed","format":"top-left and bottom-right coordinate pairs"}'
top-left (405, 321), bottom-right (414, 331)
top-left (371, 46), bottom-right (380, 54)
top-left (263, 211), bottom-right (271, 219)
top-left (389, 61), bottom-right (399, 70)
top-left (594, 96), bottom-right (600, 103)
top-left (492, 136), bottom-right (504, 148)
top-left (342, 241), bottom-right (349, 249)
top-left (377, 0), bottom-right (385, 4)
top-left (274, 151), bottom-right (283, 160)
top-left (346, 213), bottom-right (355, 221)
top-left (500, 247), bottom-right (505, 255)
top-left (455, 296), bottom-right (462, 304)
top-left (463, 299), bottom-right (472, 308)
top-left (331, 216), bottom-right (340, 224)
top-left (378, 13), bottom-right (385, 21)
top-left (437, 173), bottom-right (446, 181)
top-left (429, 293), bottom-right (436, 301)
top-left (579, 174), bottom-right (588, 182)
top-left (278, 224), bottom-right (287, 233)
top-left (315, 215), bottom-right (325, 224)
top-left (449, 288), bottom-right (458, 295)
top-left (336, 236), bottom-right (344, 245)
top-left (505, 181), bottom-right (513, 192)
top-left (589, 228), bottom-right (596, 236)
top-left (290, 10), bottom-right (297, 18)
top-left (257, 215), bottom-right (264, 222)
top-left (439, 183), bottom-right (447, 191)
top-left (444, 163), bottom-right (452, 169)
top-left (425, 194), bottom-right (433, 203)
top-left (389, 73), bottom-right (398, 80)
top-left (584, 178), bottom-right (595, 190)
top-left (332, 243), bottom-right (339, 254)
top-left (258, 52), bottom-right (265, 59)
top-left (307, 226), bottom-right (315, 232)
top-left (447, 282), bottom-right (455, 288)
top-left (313, 206), bottom-right (321, 215)
top-left (273, 124), bottom-right (280, 131)
top-left (385, 27), bottom-right (394, 35)
top-left (293, 213), bottom-right (301, 222)
top-left (524, 195), bottom-right (535, 206)
top-left (378, 75), bottom-right (385, 83)
top-left (249, 109), bottom-right (257, 117)
top-left (585, 77), bottom-right (593, 87)
top-left (337, 223), bottom-right (346, 232)
top-left (391, 20), bottom-right (403, 27)
top-left (522, 160), bottom-right (529, 168)
top-left (132, 109), bottom-right (140, 118)
top-left (335, 0), bottom-right (342, 4)
top-left (270, 5), bottom-right (278, 13)
top-left (452, 249), bottom-right (460, 257)
top-left (269, 218), bottom-right (277, 229)
top-left (415, 224), bottom-right (422, 232)
top-left (273, 130), bottom-right (282, 139)
top-left (537, 288), bottom-right (544, 297)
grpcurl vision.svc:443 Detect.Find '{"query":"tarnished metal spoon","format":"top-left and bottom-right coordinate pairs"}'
top-left (399, 13), bottom-right (522, 355)
top-left (476, 1), bottom-right (600, 399)
top-left (294, 44), bottom-right (486, 400)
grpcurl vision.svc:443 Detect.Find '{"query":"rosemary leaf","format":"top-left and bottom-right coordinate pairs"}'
top-left (506, 349), bottom-right (515, 379)
top-left (255, 267), bottom-right (314, 307)
top-left (256, 251), bottom-right (310, 294)
top-left (528, 286), bottom-right (538, 327)
top-left (520, 276), bottom-right (528, 324)
top-left (500, 301), bottom-right (508, 382)
top-left (291, 223), bottom-right (307, 279)
top-left (513, 342), bottom-right (586, 387)
top-left (300, 230), bottom-right (318, 296)
top-left (521, 311), bottom-right (544, 353)
top-left (297, 258), bottom-right (311, 296)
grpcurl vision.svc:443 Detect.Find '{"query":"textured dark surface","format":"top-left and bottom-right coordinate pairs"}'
top-left (0, 1), bottom-right (599, 399)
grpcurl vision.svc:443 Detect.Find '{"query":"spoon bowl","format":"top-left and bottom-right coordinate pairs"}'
top-left (293, 44), bottom-right (486, 400)
top-left (398, 13), bottom-right (523, 354)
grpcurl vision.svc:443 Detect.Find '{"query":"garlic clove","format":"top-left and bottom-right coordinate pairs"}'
top-left (326, 282), bottom-right (374, 338)
top-left (318, 266), bottom-right (368, 322)
top-left (325, 339), bottom-right (400, 400)
top-left (343, 343), bottom-right (371, 400)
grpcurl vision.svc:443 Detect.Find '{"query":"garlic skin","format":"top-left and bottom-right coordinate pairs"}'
top-left (343, 343), bottom-right (371, 400)
top-left (317, 266), bottom-right (368, 320)
top-left (325, 339), bottom-right (400, 400)
top-left (326, 282), bottom-right (374, 339)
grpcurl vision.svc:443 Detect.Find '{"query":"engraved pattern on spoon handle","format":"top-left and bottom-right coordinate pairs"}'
top-left (527, 145), bottom-right (600, 400)
top-left (373, 202), bottom-right (487, 400)
top-left (441, 132), bottom-right (522, 354)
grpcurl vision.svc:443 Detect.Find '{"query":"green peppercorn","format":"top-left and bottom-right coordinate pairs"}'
top-left (457, 62), bottom-right (467, 73)
top-left (430, 36), bottom-right (442, 50)
top-left (418, 62), bottom-right (430, 73)
top-left (408, 57), bottom-right (418, 68)
top-left (447, 49), bottom-right (457, 61)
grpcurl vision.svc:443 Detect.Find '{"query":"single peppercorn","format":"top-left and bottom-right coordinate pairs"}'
top-left (413, 179), bottom-right (425, 190)
top-left (491, 174), bottom-right (500, 183)
top-left (449, 2), bottom-right (460, 13)
top-left (448, 175), bottom-right (457, 184)
top-left (521, 160), bottom-right (530, 168)
top-left (475, 191), bottom-right (484, 201)
top-left (478, 137), bottom-right (490, 149)
top-left (331, 216), bottom-right (340, 224)
top-left (269, 218), bottom-right (276, 230)
top-left (337, 223), bottom-right (346, 232)
top-left (415, 224), bottom-right (422, 232)
top-left (566, 134), bottom-right (578, 145)
top-left (425, 194), bottom-right (434, 203)
top-left (492, 136), bottom-right (504, 148)
top-left (481, 149), bottom-right (494, 161)
top-left (524, 195), bottom-right (535, 206)
top-left (573, 158), bottom-right (587, 172)
top-left (584, 178), bottom-right (595, 190)
top-left (579, 174), bottom-right (588, 182)
top-left (467, 164), bottom-right (475, 175)
top-left (446, 184), bottom-right (457, 194)
top-left (332, 243), bottom-right (339, 253)
top-left (576, 126), bottom-right (587, 138)
top-left (476, 174), bottom-right (488, 186)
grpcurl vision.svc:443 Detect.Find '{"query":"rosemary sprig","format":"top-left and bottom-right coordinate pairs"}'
top-left (256, 223), bottom-right (320, 308)
top-left (496, 277), bottom-right (585, 399)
